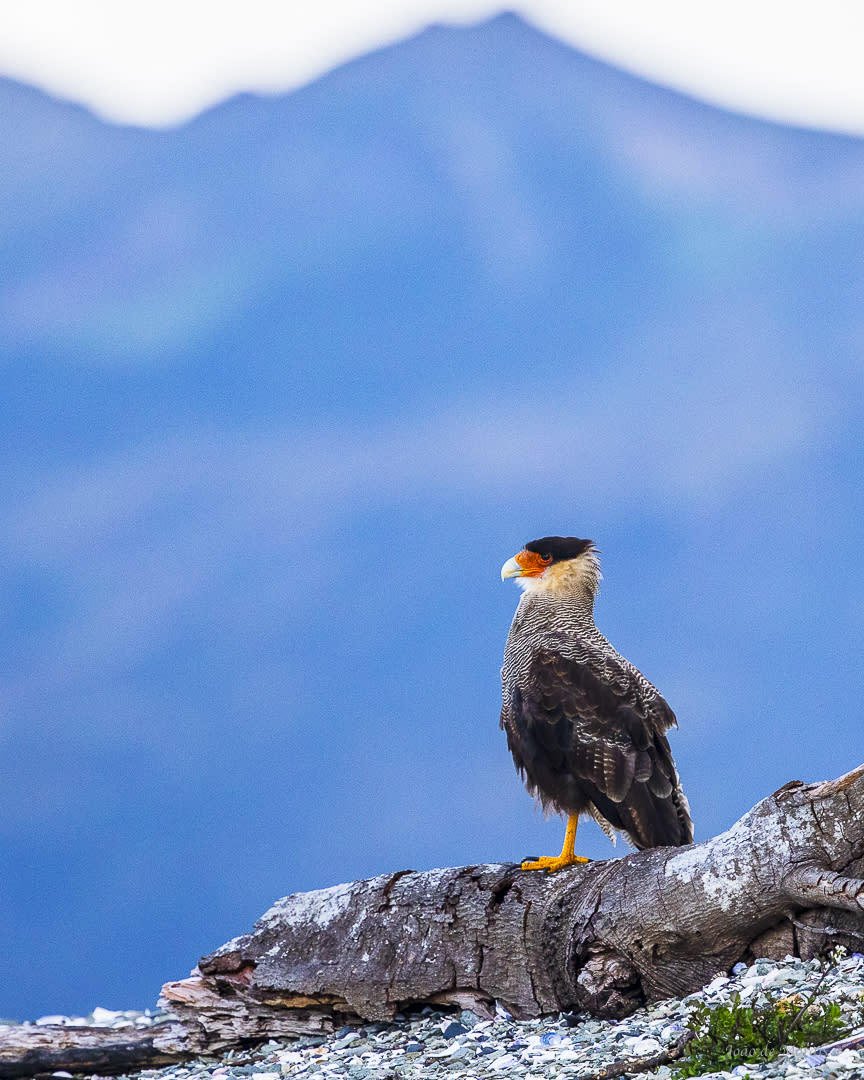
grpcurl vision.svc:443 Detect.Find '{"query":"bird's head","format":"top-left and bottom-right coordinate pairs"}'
top-left (501, 536), bottom-right (601, 598)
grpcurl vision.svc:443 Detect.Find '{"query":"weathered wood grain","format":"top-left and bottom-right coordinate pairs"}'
top-left (192, 765), bottom-right (864, 1022)
top-left (0, 1020), bottom-right (194, 1078)
top-left (2, 765), bottom-right (863, 1076)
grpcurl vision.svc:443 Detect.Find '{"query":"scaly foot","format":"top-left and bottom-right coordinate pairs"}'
top-left (520, 853), bottom-right (590, 872)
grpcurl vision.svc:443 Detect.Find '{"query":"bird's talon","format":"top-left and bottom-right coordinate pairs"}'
top-left (520, 853), bottom-right (590, 873)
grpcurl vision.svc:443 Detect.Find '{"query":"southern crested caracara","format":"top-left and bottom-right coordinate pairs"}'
top-left (500, 536), bottom-right (693, 872)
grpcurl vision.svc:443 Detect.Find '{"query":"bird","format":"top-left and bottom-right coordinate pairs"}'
top-left (500, 536), bottom-right (693, 872)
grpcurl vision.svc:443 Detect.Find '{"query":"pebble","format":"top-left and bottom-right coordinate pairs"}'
top-left (26, 954), bottom-right (864, 1080)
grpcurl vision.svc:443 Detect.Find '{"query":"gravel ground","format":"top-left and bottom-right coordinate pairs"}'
top-left (34, 955), bottom-right (864, 1080)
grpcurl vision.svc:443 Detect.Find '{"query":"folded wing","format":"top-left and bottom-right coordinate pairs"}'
top-left (502, 649), bottom-right (693, 849)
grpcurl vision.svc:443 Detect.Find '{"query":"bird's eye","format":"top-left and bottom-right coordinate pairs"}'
top-left (542, 553), bottom-right (553, 562)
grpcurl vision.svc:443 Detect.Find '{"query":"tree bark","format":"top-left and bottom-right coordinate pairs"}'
top-left (3, 765), bottom-right (864, 1076)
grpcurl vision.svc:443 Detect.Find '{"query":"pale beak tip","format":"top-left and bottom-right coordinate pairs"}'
top-left (501, 555), bottom-right (522, 581)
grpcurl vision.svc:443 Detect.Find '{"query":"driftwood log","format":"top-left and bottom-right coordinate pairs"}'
top-left (4, 765), bottom-right (864, 1076)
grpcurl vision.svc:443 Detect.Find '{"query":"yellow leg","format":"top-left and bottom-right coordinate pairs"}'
top-left (521, 814), bottom-right (590, 872)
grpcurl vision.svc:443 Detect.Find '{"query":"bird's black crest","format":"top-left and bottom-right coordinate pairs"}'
top-left (524, 536), bottom-right (594, 564)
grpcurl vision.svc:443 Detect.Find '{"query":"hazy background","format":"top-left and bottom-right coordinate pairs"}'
top-left (2, 3), bottom-right (864, 1021)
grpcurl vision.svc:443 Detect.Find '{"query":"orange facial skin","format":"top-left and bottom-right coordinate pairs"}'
top-left (514, 549), bottom-right (553, 577)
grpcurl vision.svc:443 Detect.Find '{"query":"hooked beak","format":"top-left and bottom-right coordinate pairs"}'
top-left (501, 555), bottom-right (523, 581)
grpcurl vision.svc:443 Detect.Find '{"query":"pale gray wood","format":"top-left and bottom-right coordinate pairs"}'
top-left (192, 766), bottom-right (864, 1021)
top-left (0, 1019), bottom-right (193, 1077)
top-left (3, 765), bottom-right (863, 1076)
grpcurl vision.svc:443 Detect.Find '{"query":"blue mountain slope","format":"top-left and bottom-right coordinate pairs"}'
top-left (1, 12), bottom-right (864, 1019)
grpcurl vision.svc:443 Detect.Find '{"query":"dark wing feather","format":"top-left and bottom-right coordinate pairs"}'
top-left (503, 649), bottom-right (691, 849)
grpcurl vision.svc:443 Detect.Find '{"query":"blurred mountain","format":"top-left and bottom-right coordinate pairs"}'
top-left (2, 12), bottom-right (864, 1019)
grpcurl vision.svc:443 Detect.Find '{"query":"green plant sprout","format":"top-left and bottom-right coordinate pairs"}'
top-left (673, 949), bottom-right (863, 1078)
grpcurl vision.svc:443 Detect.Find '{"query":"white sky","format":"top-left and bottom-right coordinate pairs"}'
top-left (2, 0), bottom-right (864, 132)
